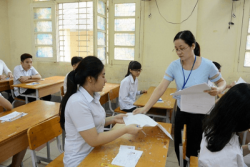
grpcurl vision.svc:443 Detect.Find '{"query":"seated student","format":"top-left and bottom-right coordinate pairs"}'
top-left (0, 59), bottom-right (13, 79)
top-left (0, 95), bottom-right (27, 167)
top-left (199, 83), bottom-right (250, 167)
top-left (13, 53), bottom-right (51, 102)
top-left (119, 61), bottom-right (147, 112)
top-left (64, 56), bottom-right (83, 94)
top-left (60, 56), bottom-right (142, 167)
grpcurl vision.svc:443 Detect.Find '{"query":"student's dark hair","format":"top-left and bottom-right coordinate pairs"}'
top-left (125, 61), bottom-right (141, 77)
top-left (173, 30), bottom-right (200, 56)
top-left (203, 83), bottom-right (250, 152)
top-left (212, 61), bottom-right (221, 71)
top-left (21, 53), bottom-right (32, 62)
top-left (59, 56), bottom-right (104, 130)
top-left (71, 56), bottom-right (83, 66)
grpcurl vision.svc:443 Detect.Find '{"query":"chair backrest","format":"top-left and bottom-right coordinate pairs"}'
top-left (27, 116), bottom-right (62, 150)
top-left (108, 86), bottom-right (120, 101)
top-left (182, 124), bottom-right (187, 159)
top-left (60, 86), bottom-right (64, 97)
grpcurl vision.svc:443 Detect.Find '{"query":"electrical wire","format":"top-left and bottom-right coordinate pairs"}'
top-left (155, 0), bottom-right (199, 24)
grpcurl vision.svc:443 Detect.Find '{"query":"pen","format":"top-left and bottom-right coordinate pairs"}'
top-left (137, 125), bottom-right (146, 136)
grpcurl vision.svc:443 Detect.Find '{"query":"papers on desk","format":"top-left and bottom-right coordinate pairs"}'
top-left (171, 83), bottom-right (215, 114)
top-left (112, 145), bottom-right (143, 167)
top-left (157, 98), bottom-right (163, 103)
top-left (123, 113), bottom-right (173, 140)
top-left (0, 111), bottom-right (27, 123)
top-left (26, 82), bottom-right (39, 85)
top-left (236, 77), bottom-right (246, 84)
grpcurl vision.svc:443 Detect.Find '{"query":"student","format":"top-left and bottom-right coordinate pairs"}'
top-left (13, 53), bottom-right (51, 102)
top-left (0, 59), bottom-right (13, 80)
top-left (119, 61), bottom-right (147, 112)
top-left (199, 83), bottom-right (250, 167)
top-left (60, 56), bottom-right (142, 167)
top-left (64, 56), bottom-right (83, 94)
top-left (0, 95), bottom-right (27, 167)
top-left (133, 30), bottom-right (226, 165)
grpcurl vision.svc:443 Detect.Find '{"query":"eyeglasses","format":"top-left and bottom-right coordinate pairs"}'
top-left (173, 47), bottom-right (189, 53)
top-left (132, 69), bottom-right (142, 72)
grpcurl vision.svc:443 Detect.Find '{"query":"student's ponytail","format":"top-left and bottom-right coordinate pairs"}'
top-left (59, 56), bottom-right (104, 130)
top-left (125, 61), bottom-right (142, 78)
top-left (194, 42), bottom-right (200, 57)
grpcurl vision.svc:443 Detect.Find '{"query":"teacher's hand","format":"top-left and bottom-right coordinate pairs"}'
top-left (204, 87), bottom-right (220, 96)
top-left (133, 107), bottom-right (147, 115)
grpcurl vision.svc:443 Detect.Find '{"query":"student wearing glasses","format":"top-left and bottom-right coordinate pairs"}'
top-left (119, 61), bottom-right (147, 112)
top-left (133, 30), bottom-right (226, 166)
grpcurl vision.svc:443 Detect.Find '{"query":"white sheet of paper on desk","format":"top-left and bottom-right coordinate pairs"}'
top-left (123, 113), bottom-right (173, 140)
top-left (26, 82), bottom-right (39, 85)
top-left (0, 111), bottom-right (27, 123)
top-left (171, 83), bottom-right (215, 114)
top-left (236, 77), bottom-right (246, 84)
top-left (157, 98), bottom-right (164, 103)
top-left (111, 148), bottom-right (143, 167)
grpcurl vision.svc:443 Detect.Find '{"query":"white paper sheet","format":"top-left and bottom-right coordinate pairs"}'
top-left (236, 77), bottom-right (246, 84)
top-left (157, 98), bottom-right (163, 103)
top-left (111, 148), bottom-right (143, 167)
top-left (123, 113), bottom-right (173, 140)
top-left (171, 83), bottom-right (215, 114)
top-left (26, 82), bottom-right (39, 85)
top-left (0, 111), bottom-right (27, 123)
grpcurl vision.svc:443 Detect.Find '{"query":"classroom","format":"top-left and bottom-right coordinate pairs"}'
top-left (1, 0), bottom-right (250, 166)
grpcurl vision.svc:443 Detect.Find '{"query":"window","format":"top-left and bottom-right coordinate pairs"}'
top-left (109, 0), bottom-right (140, 64)
top-left (244, 15), bottom-right (250, 67)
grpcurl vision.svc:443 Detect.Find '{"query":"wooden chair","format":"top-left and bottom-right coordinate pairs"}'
top-left (46, 153), bottom-right (64, 167)
top-left (179, 124), bottom-right (189, 167)
top-left (9, 80), bottom-right (26, 107)
top-left (27, 116), bottom-right (63, 167)
top-left (189, 156), bottom-right (198, 167)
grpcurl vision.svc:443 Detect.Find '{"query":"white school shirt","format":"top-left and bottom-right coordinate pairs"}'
top-left (199, 133), bottom-right (247, 167)
top-left (64, 73), bottom-right (69, 94)
top-left (119, 74), bottom-right (140, 110)
top-left (63, 87), bottom-right (106, 167)
top-left (0, 60), bottom-right (11, 75)
top-left (13, 65), bottom-right (39, 96)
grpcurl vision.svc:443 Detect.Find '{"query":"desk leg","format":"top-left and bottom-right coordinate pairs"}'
top-left (165, 110), bottom-right (170, 123)
top-left (36, 90), bottom-right (40, 100)
top-left (11, 149), bottom-right (27, 167)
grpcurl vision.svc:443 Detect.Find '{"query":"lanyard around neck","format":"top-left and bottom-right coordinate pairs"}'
top-left (181, 56), bottom-right (196, 90)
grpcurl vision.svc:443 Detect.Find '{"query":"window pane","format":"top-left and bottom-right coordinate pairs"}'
top-left (36, 34), bottom-right (52, 45)
top-left (115, 3), bottom-right (135, 16)
top-left (34, 21), bottom-right (52, 32)
top-left (34, 8), bottom-right (51, 19)
top-left (36, 47), bottom-right (53, 57)
top-left (97, 16), bottom-right (105, 30)
top-left (115, 19), bottom-right (135, 31)
top-left (248, 18), bottom-right (250, 33)
top-left (115, 33), bottom-right (135, 46)
top-left (98, 32), bottom-right (105, 45)
top-left (98, 0), bottom-right (105, 15)
top-left (98, 47), bottom-right (105, 60)
top-left (244, 52), bottom-right (250, 67)
top-left (114, 48), bottom-right (134, 60)
top-left (246, 35), bottom-right (250, 50)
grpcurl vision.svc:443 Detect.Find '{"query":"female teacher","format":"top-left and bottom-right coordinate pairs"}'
top-left (133, 30), bottom-right (226, 165)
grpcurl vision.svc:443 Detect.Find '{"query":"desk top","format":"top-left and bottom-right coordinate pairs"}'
top-left (134, 87), bottom-right (176, 110)
top-left (0, 78), bottom-right (13, 83)
top-left (78, 122), bottom-right (172, 167)
top-left (13, 76), bottom-right (65, 89)
top-left (0, 100), bottom-right (60, 144)
top-left (99, 83), bottom-right (120, 96)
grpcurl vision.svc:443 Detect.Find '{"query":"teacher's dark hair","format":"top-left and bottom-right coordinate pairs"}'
top-left (125, 61), bottom-right (141, 77)
top-left (203, 83), bottom-right (250, 152)
top-left (59, 56), bottom-right (104, 130)
top-left (174, 30), bottom-right (200, 56)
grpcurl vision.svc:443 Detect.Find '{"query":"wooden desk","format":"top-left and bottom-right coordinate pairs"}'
top-left (0, 78), bottom-right (12, 92)
top-left (13, 76), bottom-right (64, 99)
top-left (0, 100), bottom-right (60, 163)
top-left (78, 122), bottom-right (172, 167)
top-left (190, 156), bottom-right (198, 167)
top-left (134, 87), bottom-right (176, 110)
top-left (99, 83), bottom-right (120, 105)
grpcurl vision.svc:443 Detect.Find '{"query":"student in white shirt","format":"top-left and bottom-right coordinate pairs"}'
top-left (64, 56), bottom-right (83, 94)
top-left (199, 83), bottom-right (250, 167)
top-left (119, 61), bottom-right (147, 112)
top-left (0, 59), bottom-right (13, 80)
top-left (60, 56), bottom-right (142, 167)
top-left (13, 53), bottom-right (51, 102)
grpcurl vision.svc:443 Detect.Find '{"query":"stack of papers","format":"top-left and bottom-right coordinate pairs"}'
top-left (123, 113), bottom-right (173, 140)
top-left (112, 145), bottom-right (143, 167)
top-left (171, 83), bottom-right (214, 114)
top-left (0, 111), bottom-right (27, 123)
